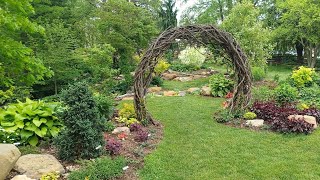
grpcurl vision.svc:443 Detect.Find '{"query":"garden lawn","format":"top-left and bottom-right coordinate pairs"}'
top-left (139, 95), bottom-right (320, 179)
top-left (162, 77), bottom-right (209, 91)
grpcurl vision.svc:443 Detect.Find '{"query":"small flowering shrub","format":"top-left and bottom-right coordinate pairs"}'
top-left (209, 74), bottom-right (234, 97)
top-left (134, 130), bottom-right (149, 142)
top-left (129, 123), bottom-right (143, 132)
top-left (117, 132), bottom-right (127, 140)
top-left (106, 138), bottom-right (122, 155)
top-left (40, 172), bottom-right (60, 180)
top-left (119, 103), bottom-right (136, 119)
top-left (178, 46), bottom-right (206, 67)
top-left (250, 101), bottom-right (318, 134)
top-left (291, 66), bottom-right (318, 87)
top-left (154, 59), bottom-right (170, 76)
top-left (271, 117), bottom-right (314, 134)
top-left (243, 112), bottom-right (257, 120)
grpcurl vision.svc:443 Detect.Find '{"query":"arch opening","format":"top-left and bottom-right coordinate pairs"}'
top-left (134, 25), bottom-right (252, 122)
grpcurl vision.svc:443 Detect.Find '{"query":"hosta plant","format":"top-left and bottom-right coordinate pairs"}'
top-left (0, 98), bottom-right (63, 146)
top-left (209, 74), bottom-right (234, 97)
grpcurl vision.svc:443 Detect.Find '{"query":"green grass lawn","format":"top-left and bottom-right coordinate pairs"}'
top-left (265, 64), bottom-right (294, 81)
top-left (139, 95), bottom-right (320, 179)
top-left (162, 77), bottom-right (210, 91)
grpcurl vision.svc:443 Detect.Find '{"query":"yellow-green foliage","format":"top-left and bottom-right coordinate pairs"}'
top-left (0, 86), bottom-right (14, 105)
top-left (243, 112), bottom-right (257, 120)
top-left (40, 171), bottom-right (60, 180)
top-left (119, 103), bottom-right (136, 119)
top-left (291, 66), bottom-right (317, 87)
top-left (154, 59), bottom-right (170, 76)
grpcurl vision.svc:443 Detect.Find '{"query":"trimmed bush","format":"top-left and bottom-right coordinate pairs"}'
top-left (243, 112), bottom-right (257, 120)
top-left (291, 66), bottom-right (318, 87)
top-left (54, 81), bottom-right (105, 161)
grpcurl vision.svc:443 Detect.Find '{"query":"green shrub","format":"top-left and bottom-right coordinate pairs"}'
top-left (150, 76), bottom-right (163, 87)
top-left (291, 66), bottom-right (318, 87)
top-left (54, 81), bottom-right (105, 161)
top-left (178, 46), bottom-right (206, 67)
top-left (40, 172), bottom-right (59, 180)
top-left (299, 85), bottom-right (320, 108)
top-left (252, 67), bottom-right (266, 81)
top-left (154, 59), bottom-right (170, 76)
top-left (243, 112), bottom-right (257, 120)
top-left (18, 145), bottom-right (41, 155)
top-left (105, 121), bottom-right (116, 132)
top-left (274, 83), bottom-right (299, 105)
top-left (209, 74), bottom-right (234, 97)
top-left (252, 86), bottom-right (274, 102)
top-left (68, 156), bottom-right (126, 180)
top-left (119, 103), bottom-right (136, 119)
top-left (0, 98), bottom-right (63, 146)
top-left (94, 94), bottom-right (114, 120)
top-left (215, 109), bottom-right (234, 123)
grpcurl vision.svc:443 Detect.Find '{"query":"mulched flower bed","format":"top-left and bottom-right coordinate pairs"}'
top-left (6, 121), bottom-right (163, 180)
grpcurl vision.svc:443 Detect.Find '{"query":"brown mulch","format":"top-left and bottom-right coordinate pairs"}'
top-left (7, 121), bottom-right (163, 180)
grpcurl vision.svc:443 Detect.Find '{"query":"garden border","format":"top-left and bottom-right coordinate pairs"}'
top-left (134, 25), bottom-right (252, 122)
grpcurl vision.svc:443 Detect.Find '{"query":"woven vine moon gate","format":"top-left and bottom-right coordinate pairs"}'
top-left (134, 25), bottom-right (252, 122)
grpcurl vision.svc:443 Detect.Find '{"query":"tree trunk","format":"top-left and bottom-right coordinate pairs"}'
top-left (305, 45), bottom-right (317, 68)
top-left (295, 41), bottom-right (304, 64)
top-left (217, 0), bottom-right (224, 22)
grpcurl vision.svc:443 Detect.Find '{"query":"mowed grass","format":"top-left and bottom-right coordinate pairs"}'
top-left (162, 77), bottom-right (210, 91)
top-left (265, 64), bottom-right (294, 81)
top-left (139, 95), bottom-right (320, 179)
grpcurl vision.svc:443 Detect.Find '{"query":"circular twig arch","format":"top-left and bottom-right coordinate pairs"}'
top-left (134, 25), bottom-right (252, 122)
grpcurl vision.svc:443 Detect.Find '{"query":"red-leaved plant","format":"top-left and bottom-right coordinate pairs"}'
top-left (105, 138), bottom-right (122, 155)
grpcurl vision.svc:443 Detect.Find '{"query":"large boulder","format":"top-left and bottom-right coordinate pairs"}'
top-left (0, 144), bottom-right (21, 180)
top-left (11, 175), bottom-right (35, 180)
top-left (147, 87), bottom-right (162, 93)
top-left (14, 154), bottom-right (65, 179)
top-left (288, 115), bottom-right (317, 128)
top-left (162, 73), bottom-right (177, 80)
top-left (200, 86), bottom-right (211, 96)
top-left (163, 91), bottom-right (177, 96)
top-left (112, 127), bottom-right (130, 135)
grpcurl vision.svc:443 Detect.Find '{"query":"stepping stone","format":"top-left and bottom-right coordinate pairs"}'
top-left (200, 86), bottom-right (211, 96)
top-left (246, 119), bottom-right (264, 127)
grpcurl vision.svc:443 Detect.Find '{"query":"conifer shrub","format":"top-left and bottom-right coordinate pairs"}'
top-left (54, 81), bottom-right (105, 161)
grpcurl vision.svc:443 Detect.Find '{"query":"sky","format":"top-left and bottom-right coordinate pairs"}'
top-left (175, 0), bottom-right (197, 22)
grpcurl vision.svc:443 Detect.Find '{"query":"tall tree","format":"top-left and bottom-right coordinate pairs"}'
top-left (97, 0), bottom-right (158, 73)
top-left (274, 0), bottom-right (320, 67)
top-left (0, 0), bottom-right (51, 91)
top-left (159, 0), bottom-right (178, 30)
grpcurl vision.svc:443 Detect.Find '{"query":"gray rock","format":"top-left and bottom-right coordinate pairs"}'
top-left (112, 127), bottom-right (130, 135)
top-left (288, 115), bottom-right (317, 128)
top-left (200, 86), bottom-right (211, 96)
top-left (187, 87), bottom-right (200, 94)
top-left (0, 144), bottom-right (21, 180)
top-left (246, 119), bottom-right (264, 127)
top-left (14, 154), bottom-right (65, 179)
top-left (179, 91), bottom-right (186, 97)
